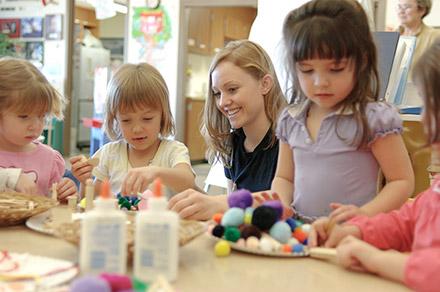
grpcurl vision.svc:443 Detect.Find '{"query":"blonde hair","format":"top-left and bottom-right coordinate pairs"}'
top-left (283, 0), bottom-right (379, 148)
top-left (204, 40), bottom-right (287, 165)
top-left (412, 38), bottom-right (440, 144)
top-left (0, 57), bottom-right (65, 119)
top-left (104, 63), bottom-right (175, 140)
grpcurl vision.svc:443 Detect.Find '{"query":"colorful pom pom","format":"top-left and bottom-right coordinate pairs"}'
top-left (251, 206), bottom-right (278, 231)
top-left (215, 240), bottom-right (231, 257)
top-left (269, 221), bottom-right (291, 244)
top-left (262, 200), bottom-right (283, 220)
top-left (221, 208), bottom-right (245, 227)
top-left (212, 224), bottom-right (225, 238)
top-left (224, 226), bottom-right (241, 242)
top-left (228, 189), bottom-right (253, 209)
top-left (239, 224), bottom-right (262, 239)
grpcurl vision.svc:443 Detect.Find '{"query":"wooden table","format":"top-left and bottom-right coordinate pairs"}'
top-left (0, 222), bottom-right (410, 292)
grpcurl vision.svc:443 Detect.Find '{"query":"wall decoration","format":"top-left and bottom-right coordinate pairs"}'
top-left (25, 41), bottom-right (44, 64)
top-left (45, 14), bottom-right (62, 40)
top-left (0, 18), bottom-right (20, 38)
top-left (131, 6), bottom-right (171, 63)
top-left (11, 41), bottom-right (26, 58)
top-left (21, 17), bottom-right (44, 38)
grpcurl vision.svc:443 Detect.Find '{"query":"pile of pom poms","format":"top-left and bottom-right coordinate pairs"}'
top-left (70, 273), bottom-right (148, 292)
top-left (210, 189), bottom-right (311, 257)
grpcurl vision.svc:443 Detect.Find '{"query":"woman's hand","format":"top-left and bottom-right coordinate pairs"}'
top-left (328, 203), bottom-right (366, 224)
top-left (168, 189), bottom-right (227, 220)
top-left (254, 191), bottom-right (294, 219)
top-left (69, 155), bottom-right (93, 183)
top-left (121, 166), bottom-right (158, 195)
top-left (15, 173), bottom-right (39, 194)
top-left (57, 177), bottom-right (78, 201)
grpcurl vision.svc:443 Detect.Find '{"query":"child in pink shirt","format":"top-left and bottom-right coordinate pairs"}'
top-left (309, 39), bottom-right (440, 292)
top-left (0, 58), bottom-right (77, 200)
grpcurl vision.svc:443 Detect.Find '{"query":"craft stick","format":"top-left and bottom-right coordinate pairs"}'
top-left (87, 157), bottom-right (99, 167)
top-left (309, 247), bottom-right (337, 261)
top-left (51, 183), bottom-right (58, 201)
top-left (85, 179), bottom-right (94, 211)
top-left (68, 195), bottom-right (78, 211)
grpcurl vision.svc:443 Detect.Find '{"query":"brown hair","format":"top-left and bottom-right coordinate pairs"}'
top-left (412, 38), bottom-right (440, 144)
top-left (283, 0), bottom-right (380, 147)
top-left (0, 57), bottom-right (65, 119)
top-left (203, 40), bottom-right (287, 165)
top-left (104, 63), bottom-right (175, 140)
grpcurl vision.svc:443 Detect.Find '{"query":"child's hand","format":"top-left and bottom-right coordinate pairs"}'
top-left (121, 166), bottom-right (158, 195)
top-left (70, 155), bottom-right (93, 183)
top-left (16, 173), bottom-right (38, 194)
top-left (336, 235), bottom-right (382, 273)
top-left (308, 218), bottom-right (362, 248)
top-left (168, 189), bottom-right (226, 220)
top-left (329, 203), bottom-right (366, 224)
top-left (57, 178), bottom-right (78, 201)
top-left (254, 191), bottom-right (295, 220)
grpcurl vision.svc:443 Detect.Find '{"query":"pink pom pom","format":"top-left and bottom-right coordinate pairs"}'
top-left (99, 273), bottom-right (132, 292)
top-left (138, 189), bottom-right (154, 210)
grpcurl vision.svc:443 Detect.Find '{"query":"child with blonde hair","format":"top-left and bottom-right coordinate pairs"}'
top-left (0, 58), bottom-right (77, 199)
top-left (169, 40), bottom-right (287, 220)
top-left (270, 0), bottom-right (414, 223)
top-left (309, 38), bottom-right (440, 292)
top-left (71, 63), bottom-right (195, 197)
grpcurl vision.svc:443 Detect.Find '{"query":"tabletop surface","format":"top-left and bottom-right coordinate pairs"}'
top-left (0, 214), bottom-right (411, 292)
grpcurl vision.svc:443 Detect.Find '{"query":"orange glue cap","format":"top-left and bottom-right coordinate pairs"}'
top-left (100, 179), bottom-right (111, 199)
top-left (153, 178), bottom-right (162, 198)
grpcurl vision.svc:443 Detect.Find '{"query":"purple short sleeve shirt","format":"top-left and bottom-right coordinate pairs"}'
top-left (276, 101), bottom-right (403, 220)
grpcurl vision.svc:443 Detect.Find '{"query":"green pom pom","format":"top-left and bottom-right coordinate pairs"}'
top-left (224, 226), bottom-right (241, 242)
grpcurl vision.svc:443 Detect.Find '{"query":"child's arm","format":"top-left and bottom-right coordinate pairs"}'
top-left (270, 141), bottom-right (294, 207)
top-left (168, 189), bottom-right (229, 220)
top-left (336, 236), bottom-right (407, 284)
top-left (329, 134), bottom-right (414, 223)
top-left (121, 163), bottom-right (195, 195)
top-left (0, 168), bottom-right (38, 194)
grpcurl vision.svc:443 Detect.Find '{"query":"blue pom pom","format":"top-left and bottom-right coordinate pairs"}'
top-left (285, 217), bottom-right (297, 231)
top-left (292, 243), bottom-right (304, 253)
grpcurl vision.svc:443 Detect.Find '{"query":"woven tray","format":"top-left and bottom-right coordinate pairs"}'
top-left (52, 215), bottom-right (206, 260)
top-left (0, 192), bottom-right (58, 227)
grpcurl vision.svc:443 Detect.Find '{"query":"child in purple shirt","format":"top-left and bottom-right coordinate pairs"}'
top-left (272, 0), bottom-right (414, 223)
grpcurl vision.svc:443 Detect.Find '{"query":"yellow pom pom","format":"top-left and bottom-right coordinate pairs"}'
top-left (79, 197), bottom-right (87, 209)
top-left (214, 240), bottom-right (231, 257)
top-left (244, 213), bottom-right (252, 225)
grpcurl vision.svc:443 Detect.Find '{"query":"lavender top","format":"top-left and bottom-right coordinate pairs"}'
top-left (276, 101), bottom-right (402, 220)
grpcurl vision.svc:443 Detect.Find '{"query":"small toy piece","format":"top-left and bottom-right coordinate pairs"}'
top-left (221, 207), bottom-right (245, 227)
top-left (224, 226), bottom-right (240, 242)
top-left (212, 225), bottom-right (225, 238)
top-left (240, 224), bottom-right (262, 239)
top-left (262, 200), bottom-right (283, 220)
top-left (251, 206), bottom-right (278, 231)
top-left (227, 189), bottom-right (253, 209)
top-left (246, 236), bottom-right (260, 249)
top-left (214, 240), bottom-right (231, 257)
top-left (269, 221), bottom-right (291, 244)
top-left (116, 193), bottom-right (140, 211)
top-left (212, 213), bottom-right (223, 224)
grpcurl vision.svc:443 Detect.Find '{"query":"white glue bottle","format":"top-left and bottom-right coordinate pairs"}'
top-left (134, 178), bottom-right (179, 282)
top-left (80, 179), bottom-right (127, 275)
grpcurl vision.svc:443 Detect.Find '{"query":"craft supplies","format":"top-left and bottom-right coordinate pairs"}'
top-left (80, 180), bottom-right (127, 275)
top-left (134, 178), bottom-right (179, 282)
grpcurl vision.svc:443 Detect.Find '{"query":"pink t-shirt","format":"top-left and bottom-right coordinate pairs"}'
top-left (0, 142), bottom-right (65, 196)
top-left (349, 176), bottom-right (440, 292)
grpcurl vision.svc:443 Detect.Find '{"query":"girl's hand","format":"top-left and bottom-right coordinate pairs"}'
top-left (254, 191), bottom-right (295, 220)
top-left (329, 203), bottom-right (366, 224)
top-left (336, 235), bottom-right (382, 273)
top-left (308, 218), bottom-right (362, 248)
top-left (57, 178), bottom-right (78, 201)
top-left (121, 166), bottom-right (158, 195)
top-left (168, 189), bottom-right (226, 220)
top-left (16, 173), bottom-right (39, 194)
top-left (69, 155), bottom-right (93, 183)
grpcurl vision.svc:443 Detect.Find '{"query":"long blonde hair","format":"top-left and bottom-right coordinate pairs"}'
top-left (104, 63), bottom-right (175, 140)
top-left (203, 40), bottom-right (286, 165)
top-left (0, 57), bottom-right (65, 119)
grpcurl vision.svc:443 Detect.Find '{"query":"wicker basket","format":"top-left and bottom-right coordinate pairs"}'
top-left (0, 192), bottom-right (58, 227)
top-left (52, 215), bottom-right (206, 260)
